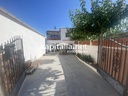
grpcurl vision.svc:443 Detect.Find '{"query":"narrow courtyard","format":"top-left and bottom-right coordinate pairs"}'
top-left (18, 53), bottom-right (120, 96)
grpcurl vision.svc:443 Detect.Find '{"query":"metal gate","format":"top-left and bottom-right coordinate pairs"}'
top-left (0, 37), bottom-right (25, 96)
top-left (97, 34), bottom-right (128, 96)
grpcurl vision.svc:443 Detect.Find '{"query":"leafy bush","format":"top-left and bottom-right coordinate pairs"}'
top-left (76, 53), bottom-right (82, 59)
top-left (77, 53), bottom-right (94, 63)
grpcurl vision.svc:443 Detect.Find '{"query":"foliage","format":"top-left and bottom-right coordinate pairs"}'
top-left (76, 53), bottom-right (94, 63)
top-left (104, 17), bottom-right (128, 37)
top-left (68, 0), bottom-right (128, 40)
top-left (67, 28), bottom-right (98, 41)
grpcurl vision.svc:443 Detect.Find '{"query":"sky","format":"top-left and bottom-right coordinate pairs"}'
top-left (0, 0), bottom-right (92, 36)
top-left (0, 0), bottom-right (128, 36)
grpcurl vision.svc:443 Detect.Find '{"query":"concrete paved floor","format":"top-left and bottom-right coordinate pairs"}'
top-left (18, 53), bottom-right (120, 96)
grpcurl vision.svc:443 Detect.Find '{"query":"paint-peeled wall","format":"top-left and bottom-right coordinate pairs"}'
top-left (0, 9), bottom-right (45, 61)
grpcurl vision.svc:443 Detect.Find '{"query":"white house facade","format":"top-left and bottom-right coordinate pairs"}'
top-left (0, 8), bottom-right (46, 61)
top-left (46, 28), bottom-right (74, 52)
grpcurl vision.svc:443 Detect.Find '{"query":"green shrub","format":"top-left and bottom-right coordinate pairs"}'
top-left (77, 53), bottom-right (94, 63)
top-left (76, 53), bottom-right (81, 57)
top-left (76, 53), bottom-right (83, 59)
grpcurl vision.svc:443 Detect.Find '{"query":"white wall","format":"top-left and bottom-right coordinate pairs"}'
top-left (46, 28), bottom-right (74, 46)
top-left (75, 44), bottom-right (98, 63)
top-left (60, 28), bottom-right (70, 41)
top-left (0, 8), bottom-right (45, 61)
top-left (47, 40), bottom-right (73, 44)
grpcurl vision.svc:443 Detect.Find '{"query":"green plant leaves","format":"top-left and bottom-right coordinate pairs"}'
top-left (68, 0), bottom-right (128, 41)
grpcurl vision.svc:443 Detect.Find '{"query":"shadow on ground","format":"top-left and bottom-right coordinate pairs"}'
top-left (44, 52), bottom-right (58, 56)
top-left (40, 59), bottom-right (55, 65)
top-left (58, 55), bottom-right (120, 96)
top-left (19, 58), bottom-right (68, 96)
